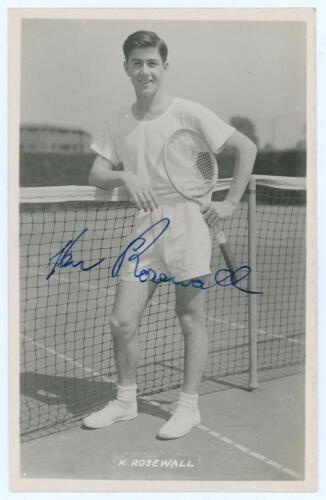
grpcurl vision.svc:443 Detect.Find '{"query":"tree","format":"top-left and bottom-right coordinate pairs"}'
top-left (263, 142), bottom-right (275, 152)
top-left (296, 123), bottom-right (306, 151)
top-left (230, 116), bottom-right (259, 147)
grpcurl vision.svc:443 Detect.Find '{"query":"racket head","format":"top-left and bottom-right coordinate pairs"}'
top-left (163, 128), bottom-right (218, 201)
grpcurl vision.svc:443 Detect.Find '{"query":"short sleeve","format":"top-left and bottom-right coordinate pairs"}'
top-left (90, 118), bottom-right (121, 165)
top-left (188, 101), bottom-right (235, 154)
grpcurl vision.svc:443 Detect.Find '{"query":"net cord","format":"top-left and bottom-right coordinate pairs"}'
top-left (19, 175), bottom-right (307, 204)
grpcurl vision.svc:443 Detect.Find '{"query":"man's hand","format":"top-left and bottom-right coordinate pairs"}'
top-left (200, 200), bottom-right (236, 227)
top-left (123, 172), bottom-right (159, 212)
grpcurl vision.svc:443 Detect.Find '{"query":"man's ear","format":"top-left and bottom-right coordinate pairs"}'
top-left (124, 60), bottom-right (129, 76)
top-left (164, 61), bottom-right (169, 71)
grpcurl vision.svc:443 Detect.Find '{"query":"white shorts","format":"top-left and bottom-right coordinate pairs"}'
top-left (119, 197), bottom-right (212, 282)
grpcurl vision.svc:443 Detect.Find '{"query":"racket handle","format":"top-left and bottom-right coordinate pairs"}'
top-left (216, 229), bottom-right (237, 273)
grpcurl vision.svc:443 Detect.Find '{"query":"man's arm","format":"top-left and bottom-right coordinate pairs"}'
top-left (89, 156), bottom-right (127, 189)
top-left (224, 129), bottom-right (258, 207)
top-left (201, 130), bottom-right (257, 226)
top-left (89, 156), bottom-right (159, 211)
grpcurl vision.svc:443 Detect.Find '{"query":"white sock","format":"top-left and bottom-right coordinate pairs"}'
top-left (116, 384), bottom-right (137, 408)
top-left (157, 392), bottom-right (201, 439)
top-left (177, 392), bottom-right (199, 411)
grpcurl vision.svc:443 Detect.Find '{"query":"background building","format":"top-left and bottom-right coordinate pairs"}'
top-left (20, 124), bottom-right (92, 154)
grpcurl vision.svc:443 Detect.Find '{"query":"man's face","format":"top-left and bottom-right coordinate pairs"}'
top-left (124, 46), bottom-right (168, 97)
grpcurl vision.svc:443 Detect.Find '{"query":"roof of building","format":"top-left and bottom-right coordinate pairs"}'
top-left (20, 123), bottom-right (91, 137)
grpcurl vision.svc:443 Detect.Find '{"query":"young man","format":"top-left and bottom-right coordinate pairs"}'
top-left (83, 31), bottom-right (257, 439)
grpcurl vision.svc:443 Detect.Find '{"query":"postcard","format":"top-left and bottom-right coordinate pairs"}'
top-left (8, 7), bottom-right (316, 493)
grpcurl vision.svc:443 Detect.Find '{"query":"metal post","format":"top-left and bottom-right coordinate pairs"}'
top-left (248, 176), bottom-right (258, 390)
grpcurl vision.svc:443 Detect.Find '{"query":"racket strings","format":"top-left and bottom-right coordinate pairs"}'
top-left (196, 152), bottom-right (214, 180)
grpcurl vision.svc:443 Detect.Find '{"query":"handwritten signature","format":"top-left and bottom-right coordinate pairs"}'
top-left (47, 228), bottom-right (105, 280)
top-left (46, 220), bottom-right (261, 294)
top-left (112, 217), bottom-right (261, 294)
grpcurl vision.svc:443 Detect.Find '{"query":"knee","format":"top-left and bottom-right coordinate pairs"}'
top-left (110, 312), bottom-right (137, 339)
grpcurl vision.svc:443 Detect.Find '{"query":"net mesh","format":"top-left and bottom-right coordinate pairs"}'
top-left (255, 184), bottom-right (306, 369)
top-left (19, 177), bottom-right (306, 440)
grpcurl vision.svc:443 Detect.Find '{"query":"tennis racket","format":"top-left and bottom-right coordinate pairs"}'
top-left (163, 128), bottom-right (237, 273)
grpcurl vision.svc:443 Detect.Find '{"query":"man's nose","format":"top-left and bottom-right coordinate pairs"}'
top-left (140, 63), bottom-right (150, 74)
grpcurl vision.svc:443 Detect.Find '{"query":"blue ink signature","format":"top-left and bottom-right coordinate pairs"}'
top-left (47, 228), bottom-right (105, 280)
top-left (112, 217), bottom-right (262, 295)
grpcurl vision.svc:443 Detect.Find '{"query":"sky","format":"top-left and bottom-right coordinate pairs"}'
top-left (20, 19), bottom-right (306, 150)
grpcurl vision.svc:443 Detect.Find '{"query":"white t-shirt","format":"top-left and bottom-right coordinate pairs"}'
top-left (90, 97), bottom-right (235, 198)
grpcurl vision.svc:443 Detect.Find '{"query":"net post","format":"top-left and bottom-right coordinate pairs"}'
top-left (248, 176), bottom-right (258, 390)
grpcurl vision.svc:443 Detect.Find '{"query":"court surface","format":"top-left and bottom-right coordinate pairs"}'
top-left (20, 368), bottom-right (305, 482)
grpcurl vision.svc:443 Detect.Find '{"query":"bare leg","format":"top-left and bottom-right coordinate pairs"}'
top-left (83, 279), bottom-right (157, 428)
top-left (110, 279), bottom-right (157, 386)
top-left (175, 281), bottom-right (208, 394)
top-left (157, 281), bottom-right (208, 439)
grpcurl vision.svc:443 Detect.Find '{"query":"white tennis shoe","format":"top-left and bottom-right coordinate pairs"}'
top-left (83, 400), bottom-right (137, 429)
top-left (157, 406), bottom-right (201, 440)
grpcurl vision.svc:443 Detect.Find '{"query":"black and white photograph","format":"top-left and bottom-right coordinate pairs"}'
top-left (8, 7), bottom-right (316, 492)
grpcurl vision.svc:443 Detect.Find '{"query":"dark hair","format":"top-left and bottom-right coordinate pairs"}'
top-left (123, 31), bottom-right (168, 62)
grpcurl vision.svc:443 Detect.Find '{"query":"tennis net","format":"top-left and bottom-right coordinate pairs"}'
top-left (19, 175), bottom-right (306, 439)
